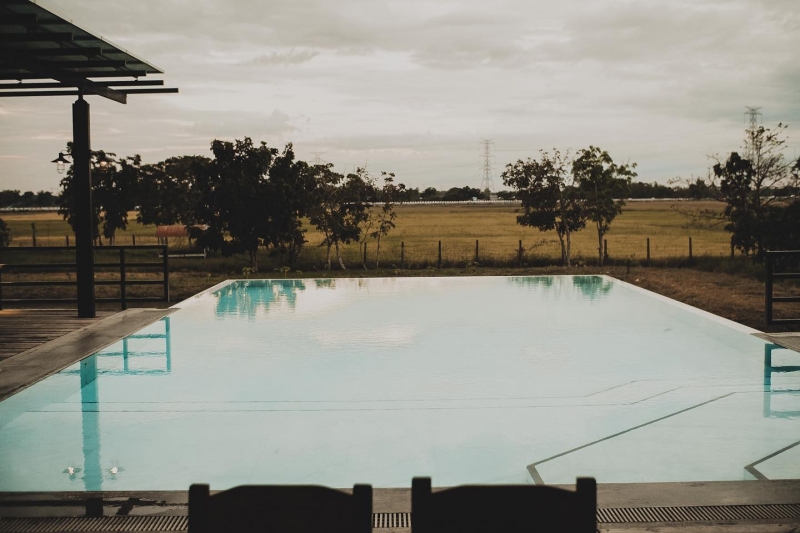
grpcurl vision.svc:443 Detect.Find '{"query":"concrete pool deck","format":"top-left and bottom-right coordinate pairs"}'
top-left (0, 308), bottom-right (175, 402)
top-left (0, 481), bottom-right (799, 532)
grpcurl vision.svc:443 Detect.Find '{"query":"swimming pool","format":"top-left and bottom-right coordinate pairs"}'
top-left (0, 275), bottom-right (797, 491)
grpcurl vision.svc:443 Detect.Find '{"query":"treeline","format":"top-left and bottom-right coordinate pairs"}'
top-left (0, 190), bottom-right (59, 208)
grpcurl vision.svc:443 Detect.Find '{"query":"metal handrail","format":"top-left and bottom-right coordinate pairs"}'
top-left (765, 250), bottom-right (800, 325)
top-left (0, 245), bottom-right (168, 310)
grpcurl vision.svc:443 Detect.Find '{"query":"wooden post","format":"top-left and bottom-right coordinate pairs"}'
top-left (119, 248), bottom-right (127, 310)
top-left (475, 240), bottom-right (479, 262)
top-left (163, 244), bottom-right (170, 303)
top-left (401, 241), bottom-right (405, 266)
top-left (66, 235), bottom-right (70, 247)
top-left (132, 234), bottom-right (136, 246)
top-left (689, 237), bottom-right (693, 259)
top-left (31, 223), bottom-right (36, 247)
top-left (646, 238), bottom-right (650, 266)
top-left (73, 96), bottom-right (96, 318)
top-left (0, 266), bottom-right (3, 311)
top-left (765, 252), bottom-right (773, 325)
top-left (518, 239), bottom-right (523, 266)
top-left (438, 240), bottom-right (442, 268)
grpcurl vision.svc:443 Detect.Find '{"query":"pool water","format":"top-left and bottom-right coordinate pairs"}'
top-left (0, 276), bottom-right (798, 491)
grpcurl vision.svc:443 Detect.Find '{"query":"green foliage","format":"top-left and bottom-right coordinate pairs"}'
top-left (372, 172), bottom-right (404, 267)
top-left (713, 124), bottom-right (800, 260)
top-left (442, 186), bottom-right (485, 201)
top-left (137, 155), bottom-right (210, 226)
top-left (307, 165), bottom-right (373, 270)
top-left (193, 138), bottom-right (277, 268)
top-left (573, 146), bottom-right (637, 266)
top-left (502, 149), bottom-right (585, 266)
top-left (0, 218), bottom-right (10, 247)
top-left (59, 147), bottom-right (136, 243)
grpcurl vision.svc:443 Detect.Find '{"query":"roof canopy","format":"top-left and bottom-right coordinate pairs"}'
top-left (0, 0), bottom-right (177, 103)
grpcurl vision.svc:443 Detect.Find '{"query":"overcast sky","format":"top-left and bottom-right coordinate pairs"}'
top-left (1, 0), bottom-right (799, 192)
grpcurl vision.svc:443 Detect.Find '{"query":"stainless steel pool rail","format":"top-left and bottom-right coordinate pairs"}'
top-left (765, 250), bottom-right (800, 325)
top-left (0, 245), bottom-right (168, 311)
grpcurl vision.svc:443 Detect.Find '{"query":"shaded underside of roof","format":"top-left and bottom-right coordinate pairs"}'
top-left (0, 0), bottom-right (177, 103)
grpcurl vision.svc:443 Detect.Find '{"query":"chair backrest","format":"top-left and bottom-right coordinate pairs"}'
top-left (189, 483), bottom-right (373, 533)
top-left (411, 477), bottom-right (596, 533)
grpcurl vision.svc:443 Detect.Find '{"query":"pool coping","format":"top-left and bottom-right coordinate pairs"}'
top-left (0, 308), bottom-right (176, 402)
top-left (1, 481), bottom-right (799, 518)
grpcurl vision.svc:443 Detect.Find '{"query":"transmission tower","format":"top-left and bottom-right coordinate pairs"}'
top-left (744, 106), bottom-right (762, 132)
top-left (744, 107), bottom-right (762, 160)
top-left (480, 139), bottom-right (495, 193)
top-left (310, 151), bottom-right (325, 165)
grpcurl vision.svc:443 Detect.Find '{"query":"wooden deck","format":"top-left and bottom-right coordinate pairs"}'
top-left (0, 309), bottom-right (115, 361)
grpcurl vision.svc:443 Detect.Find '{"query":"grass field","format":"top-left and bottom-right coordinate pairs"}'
top-left (1, 200), bottom-right (730, 269)
top-left (2, 201), bottom-right (799, 332)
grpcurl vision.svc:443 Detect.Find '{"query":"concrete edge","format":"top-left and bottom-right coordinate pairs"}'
top-left (604, 275), bottom-right (761, 335)
top-left (0, 308), bottom-right (176, 402)
top-left (1, 481), bottom-right (800, 513)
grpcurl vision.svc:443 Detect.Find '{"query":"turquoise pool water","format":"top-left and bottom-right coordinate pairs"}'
top-left (0, 276), bottom-right (798, 491)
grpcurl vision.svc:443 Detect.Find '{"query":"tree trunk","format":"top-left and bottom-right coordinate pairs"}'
top-left (565, 231), bottom-right (572, 267)
top-left (325, 243), bottom-right (332, 270)
top-left (249, 249), bottom-right (258, 270)
top-left (597, 224), bottom-right (604, 267)
top-left (557, 232), bottom-right (566, 266)
top-left (375, 235), bottom-right (382, 268)
top-left (335, 241), bottom-right (346, 270)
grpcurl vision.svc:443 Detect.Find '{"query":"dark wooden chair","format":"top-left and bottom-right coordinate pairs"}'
top-left (189, 483), bottom-right (372, 533)
top-left (411, 477), bottom-right (596, 533)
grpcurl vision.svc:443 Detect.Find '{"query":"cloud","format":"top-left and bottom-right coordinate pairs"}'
top-left (244, 49), bottom-right (319, 66)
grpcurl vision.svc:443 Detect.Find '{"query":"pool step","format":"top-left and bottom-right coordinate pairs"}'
top-left (1, 504), bottom-right (799, 532)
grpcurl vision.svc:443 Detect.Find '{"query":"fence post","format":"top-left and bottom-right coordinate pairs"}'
top-left (400, 241), bottom-right (405, 266)
top-left (475, 240), bottom-right (479, 263)
top-left (163, 245), bottom-right (170, 303)
top-left (65, 235), bottom-right (70, 247)
top-left (689, 237), bottom-right (693, 260)
top-left (438, 240), bottom-right (442, 268)
top-left (133, 234), bottom-right (136, 246)
top-left (31, 223), bottom-right (36, 247)
top-left (765, 252), bottom-right (773, 325)
top-left (646, 238), bottom-right (651, 266)
top-left (518, 240), bottom-right (523, 267)
top-left (0, 266), bottom-right (3, 311)
top-left (119, 248), bottom-right (127, 310)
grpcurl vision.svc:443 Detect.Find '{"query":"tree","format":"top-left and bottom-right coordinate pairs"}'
top-left (263, 144), bottom-right (315, 267)
top-left (194, 138), bottom-right (277, 268)
top-left (0, 218), bottom-right (10, 247)
top-left (420, 187), bottom-right (439, 200)
top-left (372, 172), bottom-right (404, 268)
top-left (712, 124), bottom-right (800, 259)
top-left (502, 149), bottom-right (585, 266)
top-left (137, 156), bottom-right (210, 227)
top-left (572, 146), bottom-right (636, 266)
top-left (308, 165), bottom-right (372, 270)
top-left (94, 154), bottom-right (140, 244)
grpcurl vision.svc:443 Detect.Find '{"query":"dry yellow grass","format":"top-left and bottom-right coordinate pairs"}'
top-left (1, 200), bottom-right (730, 265)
